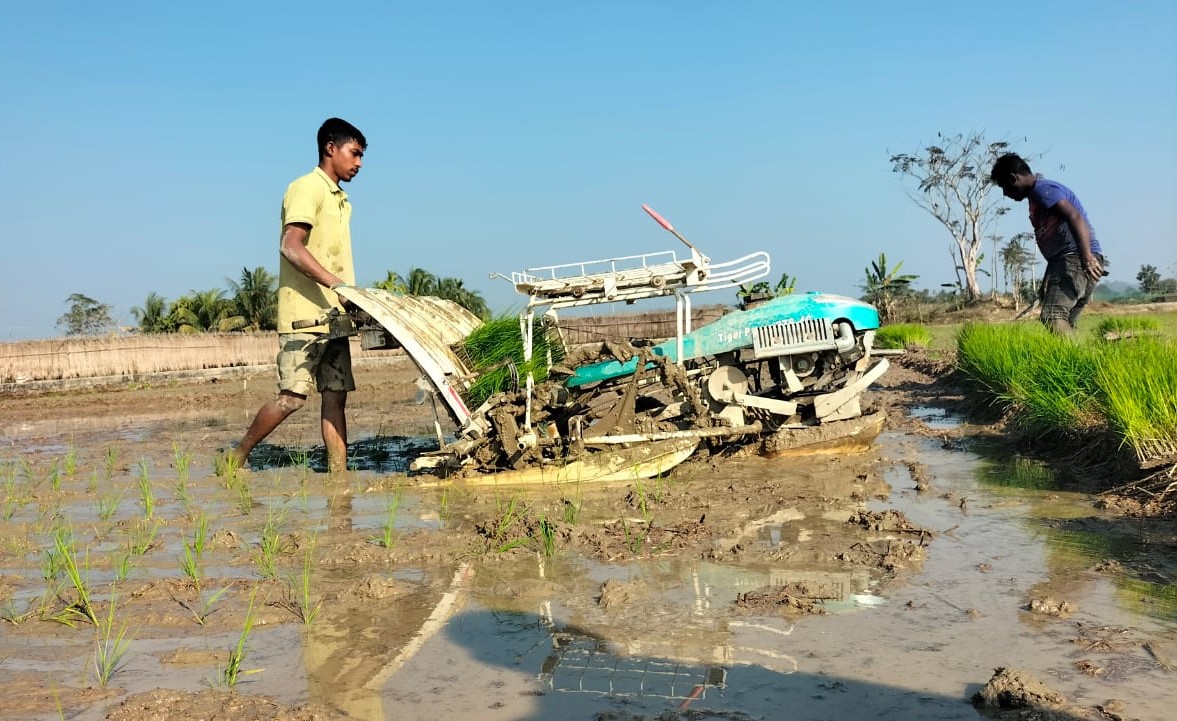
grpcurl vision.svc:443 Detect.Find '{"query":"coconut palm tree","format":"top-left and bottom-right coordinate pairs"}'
top-left (131, 292), bottom-right (171, 334)
top-left (170, 289), bottom-right (244, 333)
top-left (405, 268), bottom-right (439, 296)
top-left (374, 267), bottom-right (490, 319)
top-left (373, 270), bottom-right (408, 294)
top-left (226, 266), bottom-right (277, 331)
top-left (435, 276), bottom-right (491, 320)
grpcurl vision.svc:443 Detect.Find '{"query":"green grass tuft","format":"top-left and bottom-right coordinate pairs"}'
top-left (875, 323), bottom-right (933, 350)
top-left (1093, 315), bottom-right (1160, 339)
top-left (1093, 338), bottom-right (1177, 460)
top-left (956, 322), bottom-right (1177, 462)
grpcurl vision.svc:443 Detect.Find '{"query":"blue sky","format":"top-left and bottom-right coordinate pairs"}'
top-left (2, 1), bottom-right (1174, 339)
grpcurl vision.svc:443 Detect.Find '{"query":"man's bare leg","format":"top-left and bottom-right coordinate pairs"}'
top-left (321, 390), bottom-right (348, 474)
top-left (1047, 317), bottom-right (1074, 335)
top-left (230, 391), bottom-right (307, 467)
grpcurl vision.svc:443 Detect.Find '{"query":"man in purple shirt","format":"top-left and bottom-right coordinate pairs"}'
top-left (989, 153), bottom-right (1107, 333)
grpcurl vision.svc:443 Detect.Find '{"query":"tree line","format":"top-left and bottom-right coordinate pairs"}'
top-left (56, 267), bottom-right (491, 336)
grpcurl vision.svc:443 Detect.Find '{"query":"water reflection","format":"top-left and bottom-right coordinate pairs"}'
top-left (977, 450), bottom-right (1177, 621)
top-left (910, 405), bottom-right (961, 430)
top-left (375, 605), bottom-right (1103, 721)
top-left (980, 454), bottom-right (1061, 491)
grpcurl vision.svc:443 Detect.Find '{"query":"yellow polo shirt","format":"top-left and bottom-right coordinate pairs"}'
top-left (276, 167), bottom-right (356, 333)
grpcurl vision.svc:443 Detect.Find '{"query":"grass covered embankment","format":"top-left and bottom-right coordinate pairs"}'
top-left (956, 322), bottom-right (1177, 467)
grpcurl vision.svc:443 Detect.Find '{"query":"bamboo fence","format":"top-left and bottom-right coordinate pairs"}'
top-left (1, 305), bottom-right (734, 385)
top-left (1, 333), bottom-right (278, 383)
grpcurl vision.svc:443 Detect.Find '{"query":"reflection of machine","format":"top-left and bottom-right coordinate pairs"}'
top-left (540, 632), bottom-right (728, 703)
top-left (338, 205), bottom-right (889, 481)
top-left (529, 557), bottom-right (881, 708)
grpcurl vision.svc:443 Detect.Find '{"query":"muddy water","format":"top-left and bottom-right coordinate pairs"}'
top-left (1, 395), bottom-right (1175, 721)
top-left (370, 430), bottom-right (1177, 721)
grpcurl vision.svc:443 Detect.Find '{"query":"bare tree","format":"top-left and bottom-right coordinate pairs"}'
top-left (890, 133), bottom-right (1021, 302)
top-left (1000, 233), bottom-right (1036, 311)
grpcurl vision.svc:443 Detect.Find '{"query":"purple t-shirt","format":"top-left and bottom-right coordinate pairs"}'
top-left (1028, 179), bottom-right (1102, 260)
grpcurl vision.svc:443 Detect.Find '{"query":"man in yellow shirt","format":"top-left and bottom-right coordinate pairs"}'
top-left (226, 117), bottom-right (366, 474)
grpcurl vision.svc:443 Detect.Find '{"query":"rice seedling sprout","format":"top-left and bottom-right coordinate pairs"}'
top-left (179, 543), bottom-right (202, 586)
top-left (1094, 337), bottom-right (1177, 461)
top-left (128, 519), bottom-right (161, 556)
top-left (93, 588), bottom-right (132, 687)
top-left (221, 587), bottom-right (263, 687)
top-left (634, 478), bottom-right (651, 522)
top-left (373, 491), bottom-right (401, 549)
top-left (233, 474), bottom-right (253, 515)
top-left (136, 459), bottom-right (155, 520)
top-left (50, 525), bottom-right (97, 626)
top-left (290, 534), bottom-right (321, 625)
top-left (98, 487), bottom-right (125, 524)
top-left (17, 457), bottom-right (34, 485)
top-left (488, 493), bottom-right (528, 553)
top-left (178, 583), bottom-right (231, 626)
top-left (256, 504), bottom-right (288, 579)
top-left (2, 464), bottom-right (21, 521)
top-left (215, 451), bottom-right (243, 489)
top-left (538, 517), bottom-right (557, 558)
top-left (103, 447), bottom-right (119, 481)
top-left (63, 445), bottom-right (78, 478)
top-left (173, 441), bottom-right (191, 483)
top-left (113, 546), bottom-right (135, 582)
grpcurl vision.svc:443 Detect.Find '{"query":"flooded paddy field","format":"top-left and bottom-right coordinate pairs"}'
top-left (1, 355), bottom-right (1174, 721)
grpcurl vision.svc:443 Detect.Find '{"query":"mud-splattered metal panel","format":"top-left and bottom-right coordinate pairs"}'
top-left (339, 287), bottom-right (483, 425)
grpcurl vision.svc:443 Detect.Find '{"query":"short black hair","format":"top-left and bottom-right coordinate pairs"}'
top-left (990, 152), bottom-right (1032, 183)
top-left (317, 118), bottom-right (367, 158)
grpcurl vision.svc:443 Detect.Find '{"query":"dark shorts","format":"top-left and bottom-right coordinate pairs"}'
top-left (277, 333), bottom-right (355, 396)
top-left (1040, 253), bottom-right (1105, 328)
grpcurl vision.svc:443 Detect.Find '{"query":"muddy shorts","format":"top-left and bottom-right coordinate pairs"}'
top-left (1040, 252), bottom-right (1105, 329)
top-left (276, 333), bottom-right (355, 396)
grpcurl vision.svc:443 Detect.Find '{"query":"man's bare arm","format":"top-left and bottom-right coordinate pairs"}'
top-left (280, 223), bottom-right (345, 288)
top-left (1054, 199), bottom-right (1103, 281)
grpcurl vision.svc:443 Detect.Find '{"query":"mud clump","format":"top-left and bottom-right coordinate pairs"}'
top-left (968, 668), bottom-right (1127, 721)
top-left (734, 581), bottom-right (835, 616)
top-left (340, 573), bottom-right (400, 601)
top-left (597, 578), bottom-right (632, 610)
top-left (907, 460), bottom-right (934, 493)
top-left (838, 538), bottom-right (927, 571)
top-left (1027, 595), bottom-right (1077, 618)
top-left (577, 517), bottom-right (715, 560)
top-left (971, 667), bottom-right (1065, 713)
top-left (847, 508), bottom-right (932, 536)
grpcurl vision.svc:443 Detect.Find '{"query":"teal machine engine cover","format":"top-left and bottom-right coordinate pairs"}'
top-left (566, 292), bottom-right (880, 388)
